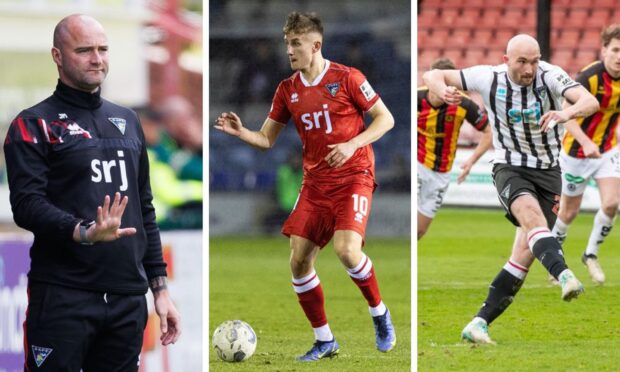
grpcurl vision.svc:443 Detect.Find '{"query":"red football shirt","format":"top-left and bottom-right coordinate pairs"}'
top-left (268, 60), bottom-right (380, 183)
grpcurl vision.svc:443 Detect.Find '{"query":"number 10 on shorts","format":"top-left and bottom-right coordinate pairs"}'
top-left (352, 194), bottom-right (368, 223)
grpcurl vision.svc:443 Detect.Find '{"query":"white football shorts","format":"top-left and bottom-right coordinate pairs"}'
top-left (417, 163), bottom-right (451, 218)
top-left (560, 147), bottom-right (620, 196)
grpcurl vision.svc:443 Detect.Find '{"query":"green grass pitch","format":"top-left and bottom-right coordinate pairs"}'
top-left (419, 207), bottom-right (620, 371)
top-left (210, 236), bottom-right (411, 371)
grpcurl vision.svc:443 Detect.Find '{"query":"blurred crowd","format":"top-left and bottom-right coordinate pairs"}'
top-left (135, 96), bottom-right (203, 230)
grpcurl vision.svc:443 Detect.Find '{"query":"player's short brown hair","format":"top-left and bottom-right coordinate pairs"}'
top-left (283, 12), bottom-right (323, 36)
top-left (601, 24), bottom-right (620, 47)
top-left (431, 58), bottom-right (456, 70)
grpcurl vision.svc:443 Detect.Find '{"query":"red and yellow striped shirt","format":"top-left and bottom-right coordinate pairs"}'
top-left (563, 61), bottom-right (620, 158)
top-left (417, 86), bottom-right (488, 172)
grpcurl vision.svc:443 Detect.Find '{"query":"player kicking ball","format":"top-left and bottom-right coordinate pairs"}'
top-left (215, 12), bottom-right (396, 360)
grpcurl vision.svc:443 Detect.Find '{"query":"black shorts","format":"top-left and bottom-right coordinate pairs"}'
top-left (24, 282), bottom-right (147, 371)
top-left (492, 163), bottom-right (561, 229)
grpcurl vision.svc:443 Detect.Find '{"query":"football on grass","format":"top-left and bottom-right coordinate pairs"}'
top-left (212, 320), bottom-right (257, 362)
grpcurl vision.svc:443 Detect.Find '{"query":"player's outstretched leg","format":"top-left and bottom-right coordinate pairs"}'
top-left (462, 259), bottom-right (527, 344)
top-left (528, 227), bottom-right (584, 301)
top-left (346, 253), bottom-right (396, 352)
top-left (549, 218), bottom-right (570, 285)
top-left (292, 269), bottom-right (340, 361)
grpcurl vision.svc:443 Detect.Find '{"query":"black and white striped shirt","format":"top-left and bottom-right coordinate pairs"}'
top-left (460, 61), bottom-right (579, 169)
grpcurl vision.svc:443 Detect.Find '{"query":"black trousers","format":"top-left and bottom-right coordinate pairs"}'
top-left (24, 282), bottom-right (147, 372)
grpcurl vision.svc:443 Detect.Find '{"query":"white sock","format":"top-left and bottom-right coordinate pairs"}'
top-left (369, 301), bottom-right (387, 317)
top-left (313, 324), bottom-right (333, 342)
top-left (473, 316), bottom-right (487, 325)
top-left (552, 218), bottom-right (568, 245)
top-left (585, 210), bottom-right (615, 256)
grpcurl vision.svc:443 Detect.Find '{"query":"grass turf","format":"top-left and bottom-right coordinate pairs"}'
top-left (209, 236), bottom-right (411, 371)
top-left (419, 207), bottom-right (620, 371)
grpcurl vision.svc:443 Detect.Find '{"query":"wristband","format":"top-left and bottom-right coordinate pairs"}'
top-left (79, 220), bottom-right (95, 245)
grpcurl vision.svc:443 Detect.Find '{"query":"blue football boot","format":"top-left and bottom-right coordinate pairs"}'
top-left (373, 309), bottom-right (396, 352)
top-left (296, 339), bottom-right (340, 361)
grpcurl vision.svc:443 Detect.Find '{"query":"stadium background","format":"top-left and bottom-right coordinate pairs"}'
top-left (0, 1), bottom-right (202, 371)
top-left (419, 0), bottom-right (620, 370)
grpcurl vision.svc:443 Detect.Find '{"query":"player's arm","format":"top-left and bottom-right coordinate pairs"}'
top-left (4, 115), bottom-right (82, 240)
top-left (325, 99), bottom-right (394, 168)
top-left (215, 112), bottom-right (285, 150)
top-left (458, 125), bottom-right (492, 184)
top-left (560, 100), bottom-right (601, 158)
top-left (540, 84), bottom-right (599, 132)
top-left (422, 69), bottom-right (464, 105)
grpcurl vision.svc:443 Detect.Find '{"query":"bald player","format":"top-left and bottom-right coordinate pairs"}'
top-left (4, 14), bottom-right (180, 370)
top-left (424, 34), bottom-right (599, 344)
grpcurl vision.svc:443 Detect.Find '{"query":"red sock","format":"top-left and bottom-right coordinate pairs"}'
top-left (292, 270), bottom-right (327, 328)
top-left (348, 254), bottom-right (382, 307)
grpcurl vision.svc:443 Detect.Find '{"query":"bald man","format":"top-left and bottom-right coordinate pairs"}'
top-left (4, 14), bottom-right (180, 370)
top-left (424, 34), bottom-right (599, 344)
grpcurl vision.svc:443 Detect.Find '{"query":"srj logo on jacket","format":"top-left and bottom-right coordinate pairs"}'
top-left (91, 150), bottom-right (129, 191)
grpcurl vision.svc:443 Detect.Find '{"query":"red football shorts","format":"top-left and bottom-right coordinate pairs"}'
top-left (282, 179), bottom-right (375, 248)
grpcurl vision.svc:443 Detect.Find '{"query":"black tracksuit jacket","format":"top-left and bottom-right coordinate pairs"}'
top-left (3, 81), bottom-right (167, 295)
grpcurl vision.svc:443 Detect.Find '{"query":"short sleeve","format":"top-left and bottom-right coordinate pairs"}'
top-left (267, 81), bottom-right (291, 125)
top-left (347, 67), bottom-right (380, 112)
top-left (544, 64), bottom-right (580, 98)
top-left (460, 65), bottom-right (494, 93)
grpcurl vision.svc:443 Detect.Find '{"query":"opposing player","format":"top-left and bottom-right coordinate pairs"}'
top-left (423, 34), bottom-right (599, 344)
top-left (418, 58), bottom-right (491, 240)
top-left (551, 24), bottom-right (620, 285)
top-left (215, 12), bottom-right (396, 360)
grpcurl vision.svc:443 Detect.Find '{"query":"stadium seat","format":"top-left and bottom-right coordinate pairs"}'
top-left (589, 9), bottom-right (610, 26)
top-left (418, 16), bottom-right (435, 30)
top-left (463, 49), bottom-right (486, 66)
top-left (419, 49), bottom-right (442, 72)
top-left (462, 0), bottom-right (484, 8)
top-left (501, 9), bottom-right (524, 29)
top-left (418, 29), bottom-right (431, 48)
top-left (504, 0), bottom-right (532, 10)
top-left (581, 30), bottom-right (601, 48)
top-left (443, 48), bottom-right (464, 65)
top-left (441, 0), bottom-right (466, 9)
top-left (459, 9), bottom-right (480, 29)
top-left (479, 8), bottom-right (501, 28)
top-left (472, 29), bottom-right (493, 45)
top-left (574, 49), bottom-right (599, 68)
top-left (445, 29), bottom-right (471, 48)
top-left (431, 28), bottom-right (450, 44)
top-left (486, 50), bottom-right (505, 65)
top-left (555, 30), bottom-right (580, 48)
top-left (550, 49), bottom-right (574, 70)
top-left (440, 8), bottom-right (460, 27)
top-left (490, 30), bottom-right (513, 48)
top-left (550, 9), bottom-right (567, 29)
top-left (567, 8), bottom-right (589, 26)
top-left (595, 0), bottom-right (617, 9)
